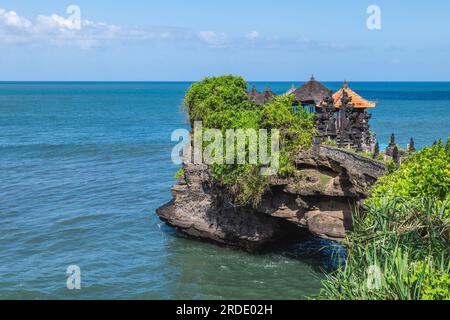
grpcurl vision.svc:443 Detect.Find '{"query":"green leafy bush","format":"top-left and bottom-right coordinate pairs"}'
top-left (318, 138), bottom-right (450, 300)
top-left (369, 138), bottom-right (450, 208)
top-left (184, 75), bottom-right (256, 128)
top-left (174, 168), bottom-right (185, 180)
top-left (407, 258), bottom-right (450, 300)
top-left (183, 76), bottom-right (316, 206)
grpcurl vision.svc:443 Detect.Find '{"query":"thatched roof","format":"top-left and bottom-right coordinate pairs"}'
top-left (249, 85), bottom-right (276, 105)
top-left (247, 85), bottom-right (259, 99)
top-left (333, 81), bottom-right (376, 109)
top-left (293, 76), bottom-right (332, 105)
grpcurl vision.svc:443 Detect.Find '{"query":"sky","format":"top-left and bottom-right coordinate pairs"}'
top-left (0, 0), bottom-right (449, 81)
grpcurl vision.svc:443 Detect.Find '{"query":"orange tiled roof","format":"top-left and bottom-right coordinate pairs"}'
top-left (332, 81), bottom-right (377, 108)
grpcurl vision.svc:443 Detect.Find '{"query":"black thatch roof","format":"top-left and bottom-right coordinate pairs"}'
top-left (247, 85), bottom-right (259, 99)
top-left (248, 85), bottom-right (277, 105)
top-left (292, 76), bottom-right (332, 105)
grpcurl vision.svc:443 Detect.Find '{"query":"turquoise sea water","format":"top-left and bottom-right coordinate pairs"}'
top-left (0, 82), bottom-right (449, 299)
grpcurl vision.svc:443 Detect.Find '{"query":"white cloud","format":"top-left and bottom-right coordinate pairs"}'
top-left (0, 9), bottom-right (32, 29)
top-left (33, 14), bottom-right (123, 49)
top-left (36, 14), bottom-right (82, 31)
top-left (0, 7), bottom-right (359, 52)
top-left (0, 7), bottom-right (191, 49)
top-left (197, 31), bottom-right (228, 48)
top-left (246, 31), bottom-right (259, 40)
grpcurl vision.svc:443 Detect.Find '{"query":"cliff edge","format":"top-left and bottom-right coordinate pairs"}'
top-left (157, 145), bottom-right (387, 249)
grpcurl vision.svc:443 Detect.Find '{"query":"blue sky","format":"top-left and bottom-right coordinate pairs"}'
top-left (0, 0), bottom-right (449, 81)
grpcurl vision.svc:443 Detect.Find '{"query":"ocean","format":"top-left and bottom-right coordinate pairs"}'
top-left (0, 82), bottom-right (449, 299)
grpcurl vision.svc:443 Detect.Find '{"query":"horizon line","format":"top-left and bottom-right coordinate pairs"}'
top-left (2, 80), bottom-right (450, 83)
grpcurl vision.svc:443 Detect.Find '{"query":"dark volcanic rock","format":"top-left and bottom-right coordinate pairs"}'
top-left (156, 163), bottom-right (298, 250)
top-left (157, 145), bottom-right (387, 247)
top-left (261, 145), bottom-right (388, 240)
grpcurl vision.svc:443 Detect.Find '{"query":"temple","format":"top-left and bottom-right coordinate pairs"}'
top-left (248, 77), bottom-right (378, 152)
top-left (324, 81), bottom-right (377, 151)
top-left (291, 76), bottom-right (332, 113)
top-left (247, 85), bottom-right (276, 105)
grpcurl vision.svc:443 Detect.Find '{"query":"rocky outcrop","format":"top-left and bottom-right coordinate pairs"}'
top-left (258, 145), bottom-right (387, 240)
top-left (157, 145), bottom-right (387, 248)
top-left (157, 163), bottom-right (300, 250)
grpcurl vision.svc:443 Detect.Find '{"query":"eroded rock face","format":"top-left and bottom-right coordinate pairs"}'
top-left (157, 163), bottom-right (299, 250)
top-left (157, 145), bottom-right (387, 247)
top-left (258, 145), bottom-right (387, 240)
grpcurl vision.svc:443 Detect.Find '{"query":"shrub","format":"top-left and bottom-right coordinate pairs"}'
top-left (174, 168), bottom-right (185, 180)
top-left (318, 138), bottom-right (450, 300)
top-left (319, 244), bottom-right (450, 300)
top-left (183, 76), bottom-right (316, 206)
top-left (184, 75), bottom-right (255, 128)
top-left (369, 138), bottom-right (450, 208)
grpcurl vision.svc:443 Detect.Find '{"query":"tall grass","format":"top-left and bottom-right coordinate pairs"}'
top-left (317, 198), bottom-right (450, 300)
top-left (316, 139), bottom-right (450, 300)
top-left (353, 197), bottom-right (449, 257)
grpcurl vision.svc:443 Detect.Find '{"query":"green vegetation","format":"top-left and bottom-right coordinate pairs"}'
top-left (338, 145), bottom-right (385, 163)
top-left (184, 75), bottom-right (255, 129)
top-left (183, 75), bottom-right (316, 206)
top-left (322, 137), bottom-right (338, 147)
top-left (370, 139), bottom-right (450, 206)
top-left (183, 75), bottom-right (450, 300)
top-left (318, 172), bottom-right (332, 188)
top-left (174, 168), bottom-right (185, 180)
top-left (318, 139), bottom-right (450, 300)
top-left (375, 153), bottom-right (385, 162)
